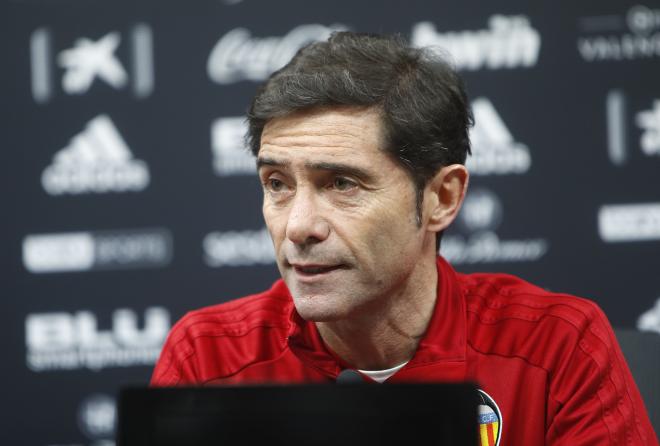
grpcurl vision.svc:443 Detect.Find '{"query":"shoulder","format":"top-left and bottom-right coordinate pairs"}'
top-left (458, 271), bottom-right (614, 372)
top-left (460, 271), bottom-right (606, 328)
top-left (457, 274), bottom-right (658, 443)
top-left (169, 279), bottom-right (293, 342)
top-left (151, 280), bottom-right (293, 385)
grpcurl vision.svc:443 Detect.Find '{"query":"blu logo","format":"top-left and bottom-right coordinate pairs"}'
top-left (26, 307), bottom-right (170, 351)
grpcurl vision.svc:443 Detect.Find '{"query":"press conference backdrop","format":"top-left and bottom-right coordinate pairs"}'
top-left (1, 0), bottom-right (659, 443)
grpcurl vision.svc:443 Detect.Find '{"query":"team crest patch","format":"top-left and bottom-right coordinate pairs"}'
top-left (477, 389), bottom-right (502, 446)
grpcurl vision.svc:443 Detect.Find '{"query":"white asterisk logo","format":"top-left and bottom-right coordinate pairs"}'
top-left (58, 32), bottom-right (128, 94)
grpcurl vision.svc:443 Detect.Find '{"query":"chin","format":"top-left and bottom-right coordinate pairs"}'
top-left (291, 294), bottom-right (346, 322)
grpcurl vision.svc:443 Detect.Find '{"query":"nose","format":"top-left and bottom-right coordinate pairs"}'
top-left (285, 188), bottom-right (330, 246)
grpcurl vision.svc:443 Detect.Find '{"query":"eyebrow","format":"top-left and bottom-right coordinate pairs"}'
top-left (306, 161), bottom-right (374, 182)
top-left (256, 157), bottom-right (289, 170)
top-left (256, 157), bottom-right (375, 182)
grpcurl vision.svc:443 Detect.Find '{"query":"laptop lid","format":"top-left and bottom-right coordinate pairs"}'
top-left (117, 382), bottom-right (478, 446)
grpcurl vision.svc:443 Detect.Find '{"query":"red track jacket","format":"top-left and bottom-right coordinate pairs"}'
top-left (152, 256), bottom-right (658, 445)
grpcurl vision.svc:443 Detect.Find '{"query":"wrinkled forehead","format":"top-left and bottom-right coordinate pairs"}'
top-left (256, 106), bottom-right (405, 182)
top-left (259, 106), bottom-right (385, 155)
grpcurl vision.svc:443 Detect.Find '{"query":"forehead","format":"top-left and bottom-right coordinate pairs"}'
top-left (259, 107), bottom-right (386, 164)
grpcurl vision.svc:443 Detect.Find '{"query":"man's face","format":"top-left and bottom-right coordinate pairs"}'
top-left (258, 107), bottom-right (433, 322)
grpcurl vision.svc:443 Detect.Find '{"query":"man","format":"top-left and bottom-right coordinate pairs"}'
top-left (152, 32), bottom-right (657, 444)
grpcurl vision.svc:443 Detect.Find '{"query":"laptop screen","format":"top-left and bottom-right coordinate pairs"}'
top-left (117, 383), bottom-right (478, 446)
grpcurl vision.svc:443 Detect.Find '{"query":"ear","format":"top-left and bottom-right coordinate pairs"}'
top-left (424, 164), bottom-right (469, 233)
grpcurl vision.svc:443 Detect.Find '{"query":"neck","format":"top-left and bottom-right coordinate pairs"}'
top-left (315, 255), bottom-right (439, 371)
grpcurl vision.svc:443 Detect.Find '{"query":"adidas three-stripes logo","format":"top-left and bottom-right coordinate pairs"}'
top-left (41, 115), bottom-right (150, 195)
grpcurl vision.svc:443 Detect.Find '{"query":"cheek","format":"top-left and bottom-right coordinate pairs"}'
top-left (369, 187), bottom-right (418, 233)
top-left (373, 212), bottom-right (418, 252)
top-left (337, 196), bottom-right (420, 259)
top-left (263, 204), bottom-right (287, 244)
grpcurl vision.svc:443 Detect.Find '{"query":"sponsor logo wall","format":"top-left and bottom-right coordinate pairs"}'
top-left (4, 0), bottom-right (658, 443)
top-left (77, 394), bottom-right (117, 445)
top-left (210, 116), bottom-right (254, 176)
top-left (26, 307), bottom-right (170, 372)
top-left (577, 5), bottom-right (660, 62)
top-left (30, 25), bottom-right (154, 104)
top-left (638, 297), bottom-right (660, 334)
top-left (441, 188), bottom-right (549, 265)
top-left (22, 229), bottom-right (172, 273)
top-left (411, 15), bottom-right (541, 70)
top-left (41, 115), bottom-right (150, 196)
top-left (207, 24), bottom-right (347, 84)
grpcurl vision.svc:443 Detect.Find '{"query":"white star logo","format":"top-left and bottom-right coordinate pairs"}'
top-left (58, 32), bottom-right (128, 94)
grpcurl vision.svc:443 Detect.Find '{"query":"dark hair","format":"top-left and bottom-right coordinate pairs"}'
top-left (247, 31), bottom-right (473, 249)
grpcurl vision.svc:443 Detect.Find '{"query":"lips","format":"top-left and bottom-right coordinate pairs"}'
top-left (291, 264), bottom-right (344, 276)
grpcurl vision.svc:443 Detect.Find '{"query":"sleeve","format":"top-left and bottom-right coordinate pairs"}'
top-left (545, 302), bottom-right (658, 445)
top-left (150, 314), bottom-right (200, 387)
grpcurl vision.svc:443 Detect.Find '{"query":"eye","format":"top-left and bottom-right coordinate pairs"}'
top-left (332, 176), bottom-right (357, 191)
top-left (263, 176), bottom-right (289, 194)
top-left (267, 178), bottom-right (284, 191)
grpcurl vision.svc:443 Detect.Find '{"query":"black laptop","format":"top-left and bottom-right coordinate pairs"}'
top-left (117, 382), bottom-right (478, 446)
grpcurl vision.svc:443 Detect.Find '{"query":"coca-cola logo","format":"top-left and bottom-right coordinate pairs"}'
top-left (207, 24), bottom-right (346, 84)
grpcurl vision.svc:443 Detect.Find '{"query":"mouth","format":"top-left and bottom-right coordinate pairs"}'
top-left (290, 263), bottom-right (346, 277)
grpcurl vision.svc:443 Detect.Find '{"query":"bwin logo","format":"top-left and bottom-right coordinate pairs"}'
top-left (411, 15), bottom-right (541, 71)
top-left (25, 307), bottom-right (170, 372)
top-left (468, 98), bottom-right (532, 175)
top-left (41, 115), bottom-right (150, 195)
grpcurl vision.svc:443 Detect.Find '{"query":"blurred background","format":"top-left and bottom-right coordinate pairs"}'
top-left (2, 0), bottom-right (659, 443)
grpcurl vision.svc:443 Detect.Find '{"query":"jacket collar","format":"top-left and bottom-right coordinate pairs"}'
top-left (285, 256), bottom-right (467, 380)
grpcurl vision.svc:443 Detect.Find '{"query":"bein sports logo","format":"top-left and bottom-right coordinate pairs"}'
top-left (207, 24), bottom-right (346, 84)
top-left (22, 228), bottom-right (172, 273)
top-left (411, 15), bottom-right (541, 71)
top-left (578, 5), bottom-right (660, 62)
top-left (25, 307), bottom-right (170, 372)
top-left (41, 115), bottom-right (150, 195)
top-left (441, 188), bottom-right (548, 265)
